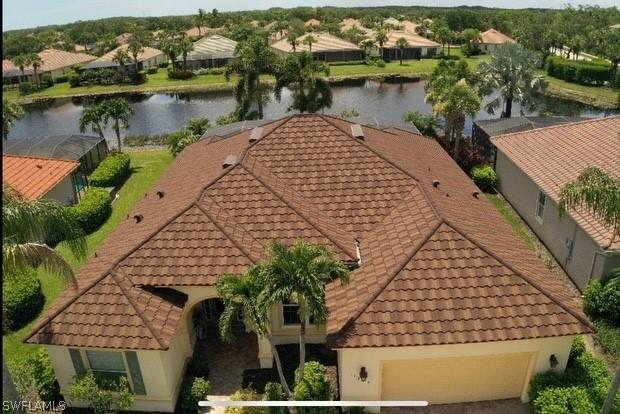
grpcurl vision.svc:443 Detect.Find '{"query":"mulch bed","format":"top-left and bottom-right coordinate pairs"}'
top-left (243, 343), bottom-right (339, 398)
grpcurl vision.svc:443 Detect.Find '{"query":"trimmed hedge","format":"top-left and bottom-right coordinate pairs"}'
top-left (88, 152), bottom-right (131, 187)
top-left (583, 270), bottom-right (620, 323)
top-left (168, 70), bottom-right (195, 80)
top-left (533, 387), bottom-right (597, 414)
top-left (68, 187), bottom-right (112, 234)
top-left (2, 268), bottom-right (44, 332)
top-left (470, 164), bottom-right (497, 192)
top-left (12, 349), bottom-right (61, 402)
top-left (328, 60), bottom-right (365, 66)
top-left (546, 56), bottom-right (611, 86)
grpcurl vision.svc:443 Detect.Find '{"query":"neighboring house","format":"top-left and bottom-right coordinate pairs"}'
top-left (2, 59), bottom-right (24, 84)
top-left (472, 116), bottom-right (589, 162)
top-left (3, 134), bottom-right (109, 174)
top-left (184, 26), bottom-right (221, 38)
top-left (381, 31), bottom-right (441, 60)
top-left (493, 116), bottom-right (620, 290)
top-left (3, 154), bottom-right (82, 205)
top-left (115, 33), bottom-right (132, 46)
top-left (82, 44), bottom-right (165, 71)
top-left (26, 114), bottom-right (591, 412)
top-left (383, 17), bottom-right (401, 27)
top-left (480, 29), bottom-right (516, 53)
top-left (2, 49), bottom-right (96, 83)
top-left (304, 18), bottom-right (321, 28)
top-left (340, 18), bottom-right (363, 30)
top-left (401, 20), bottom-right (419, 34)
top-left (183, 35), bottom-right (238, 69)
top-left (271, 32), bottom-right (363, 62)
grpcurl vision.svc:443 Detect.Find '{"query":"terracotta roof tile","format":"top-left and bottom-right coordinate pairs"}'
top-left (27, 114), bottom-right (592, 350)
top-left (384, 31), bottom-right (441, 48)
top-left (493, 116), bottom-right (620, 250)
top-left (3, 155), bottom-right (79, 200)
top-left (36, 49), bottom-right (96, 72)
top-left (480, 29), bottom-right (516, 45)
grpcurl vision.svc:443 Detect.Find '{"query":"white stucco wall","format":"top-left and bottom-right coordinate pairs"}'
top-left (43, 175), bottom-right (77, 205)
top-left (337, 335), bottom-right (575, 409)
top-left (495, 151), bottom-right (620, 290)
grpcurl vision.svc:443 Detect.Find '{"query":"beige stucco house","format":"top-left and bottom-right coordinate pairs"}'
top-left (26, 115), bottom-right (592, 411)
top-left (493, 116), bottom-right (620, 291)
top-left (479, 29), bottom-right (516, 53)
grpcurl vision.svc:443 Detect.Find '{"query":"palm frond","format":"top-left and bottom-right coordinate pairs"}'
top-left (3, 242), bottom-right (77, 289)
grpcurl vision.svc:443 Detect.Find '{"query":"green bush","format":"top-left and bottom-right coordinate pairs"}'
top-left (168, 70), bottom-right (195, 80)
top-left (470, 164), bottom-right (497, 192)
top-left (529, 370), bottom-right (568, 402)
top-left (69, 73), bottom-right (80, 87)
top-left (328, 60), bottom-right (365, 66)
top-left (41, 74), bottom-right (54, 88)
top-left (545, 56), bottom-right (611, 86)
top-left (88, 152), bottom-right (131, 187)
top-left (615, 70), bottom-right (620, 89)
top-left (146, 67), bottom-right (158, 74)
top-left (294, 362), bottom-right (335, 414)
top-left (583, 271), bottom-right (620, 323)
top-left (54, 75), bottom-right (69, 83)
top-left (533, 387), bottom-right (597, 414)
top-left (263, 383), bottom-right (285, 414)
top-left (158, 61), bottom-right (170, 68)
top-left (190, 377), bottom-right (210, 407)
top-left (68, 187), bottom-right (112, 234)
top-left (226, 388), bottom-right (264, 414)
top-left (12, 349), bottom-right (61, 402)
top-left (593, 319), bottom-right (620, 361)
top-left (375, 59), bottom-right (386, 68)
top-left (566, 351), bottom-right (611, 405)
top-left (68, 374), bottom-right (134, 414)
top-left (2, 268), bottom-right (44, 332)
top-left (19, 81), bottom-right (33, 95)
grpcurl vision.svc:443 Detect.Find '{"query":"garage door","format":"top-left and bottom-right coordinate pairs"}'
top-left (381, 353), bottom-right (532, 404)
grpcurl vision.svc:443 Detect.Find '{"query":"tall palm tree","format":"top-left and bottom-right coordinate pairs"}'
top-left (217, 266), bottom-right (291, 396)
top-left (274, 52), bottom-right (332, 113)
top-left (2, 98), bottom-right (25, 140)
top-left (359, 39), bottom-right (375, 57)
top-left (261, 241), bottom-right (349, 372)
top-left (558, 167), bottom-right (620, 414)
top-left (227, 35), bottom-right (278, 120)
top-left (79, 103), bottom-right (107, 139)
top-left (395, 37), bottom-right (409, 65)
top-left (302, 34), bottom-right (317, 53)
top-left (195, 8), bottom-right (207, 37)
top-left (28, 53), bottom-right (43, 88)
top-left (159, 32), bottom-right (181, 70)
top-left (12, 54), bottom-right (30, 84)
top-left (178, 37), bottom-right (194, 70)
top-left (112, 48), bottom-right (130, 74)
top-left (127, 39), bottom-right (144, 73)
top-left (375, 29), bottom-right (388, 58)
top-left (101, 98), bottom-right (134, 151)
top-left (478, 44), bottom-right (547, 118)
top-left (287, 32), bottom-right (299, 53)
top-left (433, 25), bottom-right (453, 55)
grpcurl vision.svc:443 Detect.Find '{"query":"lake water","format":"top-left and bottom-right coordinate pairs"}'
top-left (7, 79), bottom-right (616, 142)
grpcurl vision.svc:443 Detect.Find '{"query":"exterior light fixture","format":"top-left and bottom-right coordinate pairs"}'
top-left (359, 366), bottom-right (368, 382)
top-left (549, 354), bottom-right (558, 368)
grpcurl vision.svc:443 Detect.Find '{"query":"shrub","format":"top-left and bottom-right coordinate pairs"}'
top-left (294, 362), bottom-right (335, 414)
top-left (194, 67), bottom-right (226, 75)
top-left (263, 383), bottom-right (285, 414)
top-left (566, 351), bottom-right (611, 405)
top-left (470, 164), bottom-right (497, 192)
top-left (12, 349), bottom-right (61, 402)
top-left (189, 377), bottom-right (210, 410)
top-left (146, 67), bottom-right (158, 74)
top-left (69, 73), bottom-right (80, 87)
top-left (375, 59), bottom-right (386, 68)
top-left (167, 128), bottom-right (198, 157)
top-left (168, 70), bottom-right (195, 80)
top-left (187, 117), bottom-right (211, 136)
top-left (2, 268), bottom-right (44, 332)
top-left (88, 152), bottom-right (131, 187)
top-left (41, 74), bottom-right (54, 88)
top-left (529, 370), bottom-right (568, 402)
top-left (128, 71), bottom-right (147, 84)
top-left (19, 81), bottom-right (33, 95)
top-left (68, 187), bottom-right (112, 233)
top-left (615, 70), bottom-right (620, 89)
top-left (583, 271), bottom-right (620, 323)
top-left (123, 134), bottom-right (169, 147)
top-left (54, 75), bottom-right (69, 83)
top-left (158, 61), bottom-right (170, 68)
top-left (545, 56), bottom-right (611, 86)
top-left (68, 374), bottom-right (134, 414)
top-left (226, 388), bottom-right (265, 414)
top-left (328, 60), bottom-right (365, 66)
top-left (533, 386), bottom-right (597, 414)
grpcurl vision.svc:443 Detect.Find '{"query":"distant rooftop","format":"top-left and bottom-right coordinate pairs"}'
top-left (271, 32), bottom-right (361, 53)
top-left (480, 29), bottom-right (516, 44)
top-left (3, 155), bottom-right (79, 200)
top-left (185, 35), bottom-right (238, 60)
top-left (3, 134), bottom-right (105, 160)
top-left (475, 116), bottom-right (590, 137)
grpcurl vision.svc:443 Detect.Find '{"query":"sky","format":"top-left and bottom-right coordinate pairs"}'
top-left (3, 0), bottom-right (619, 31)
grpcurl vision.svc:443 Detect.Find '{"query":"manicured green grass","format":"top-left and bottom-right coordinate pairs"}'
top-left (2, 150), bottom-right (173, 369)
top-left (486, 193), bottom-right (538, 252)
top-left (593, 319), bottom-right (620, 364)
top-left (540, 72), bottom-right (619, 109)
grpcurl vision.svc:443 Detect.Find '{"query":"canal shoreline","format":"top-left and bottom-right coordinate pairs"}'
top-left (9, 72), bottom-right (616, 110)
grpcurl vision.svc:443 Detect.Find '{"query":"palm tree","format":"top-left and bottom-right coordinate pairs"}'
top-left (478, 44), bottom-right (547, 118)
top-left (558, 167), bottom-right (620, 414)
top-left (195, 8), bottom-right (207, 37)
top-left (28, 53), bottom-right (43, 88)
top-left (287, 32), bottom-right (299, 53)
top-left (112, 48), bottom-right (130, 74)
top-left (359, 39), bottom-right (375, 56)
top-left (79, 103), bottom-right (107, 139)
top-left (302, 34), bottom-right (317, 53)
top-left (375, 29), bottom-right (388, 58)
top-left (178, 37), bottom-right (194, 70)
top-left (227, 35), bottom-right (278, 120)
top-left (217, 266), bottom-right (291, 396)
top-left (433, 25), bottom-right (454, 55)
top-left (101, 98), bottom-right (134, 151)
top-left (395, 37), bottom-right (409, 65)
top-left (127, 39), bottom-right (144, 73)
top-left (415, 20), bottom-right (432, 38)
top-left (274, 52), bottom-right (332, 113)
top-left (261, 241), bottom-right (349, 372)
top-left (159, 32), bottom-right (181, 70)
top-left (12, 54), bottom-right (30, 84)
top-left (2, 98), bottom-right (25, 140)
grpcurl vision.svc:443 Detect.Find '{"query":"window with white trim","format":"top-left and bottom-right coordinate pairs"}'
top-left (86, 351), bottom-right (127, 385)
top-left (535, 190), bottom-right (547, 223)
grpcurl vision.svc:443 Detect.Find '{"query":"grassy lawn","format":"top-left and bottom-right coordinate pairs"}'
top-left (539, 72), bottom-right (619, 109)
top-left (2, 150), bottom-right (173, 369)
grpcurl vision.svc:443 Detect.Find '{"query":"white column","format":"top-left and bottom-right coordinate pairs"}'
top-left (257, 336), bottom-right (274, 369)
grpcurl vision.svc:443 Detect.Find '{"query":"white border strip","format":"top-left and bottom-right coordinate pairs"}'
top-left (199, 401), bottom-right (428, 407)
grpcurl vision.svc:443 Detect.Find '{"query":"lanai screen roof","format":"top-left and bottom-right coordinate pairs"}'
top-left (4, 135), bottom-right (105, 161)
top-left (185, 35), bottom-right (238, 60)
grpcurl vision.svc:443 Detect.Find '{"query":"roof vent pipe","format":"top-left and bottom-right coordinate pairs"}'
top-left (133, 214), bottom-right (143, 223)
top-left (354, 239), bottom-right (362, 265)
top-left (156, 191), bottom-right (165, 199)
top-left (472, 191), bottom-right (480, 199)
top-left (222, 155), bottom-right (238, 169)
top-left (432, 180), bottom-right (440, 188)
top-left (351, 124), bottom-right (364, 140)
top-left (249, 126), bottom-right (264, 143)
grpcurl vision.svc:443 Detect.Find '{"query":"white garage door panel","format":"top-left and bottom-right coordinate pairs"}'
top-left (381, 353), bottom-right (532, 404)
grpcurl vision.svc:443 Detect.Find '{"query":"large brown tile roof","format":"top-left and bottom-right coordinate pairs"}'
top-left (27, 114), bottom-right (592, 350)
top-left (3, 155), bottom-right (79, 200)
top-left (271, 32), bottom-right (361, 53)
top-left (37, 48), bottom-right (96, 72)
top-left (480, 29), bottom-right (516, 45)
top-left (493, 116), bottom-right (620, 251)
top-left (384, 31), bottom-right (441, 48)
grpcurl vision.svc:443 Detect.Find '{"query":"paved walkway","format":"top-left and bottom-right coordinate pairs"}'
top-left (383, 399), bottom-right (529, 414)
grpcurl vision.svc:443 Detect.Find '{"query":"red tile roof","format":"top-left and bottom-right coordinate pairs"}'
top-left (480, 29), bottom-right (516, 45)
top-left (26, 115), bottom-right (592, 350)
top-left (493, 116), bottom-right (620, 250)
top-left (3, 155), bottom-right (79, 200)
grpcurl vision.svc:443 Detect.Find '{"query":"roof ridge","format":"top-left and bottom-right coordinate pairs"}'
top-left (3, 153), bottom-right (79, 165)
top-left (239, 158), bottom-right (356, 260)
top-left (336, 219), bottom-right (444, 338)
top-left (493, 115), bottom-right (620, 141)
top-left (442, 219), bottom-right (594, 332)
top-left (108, 271), bottom-right (167, 349)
